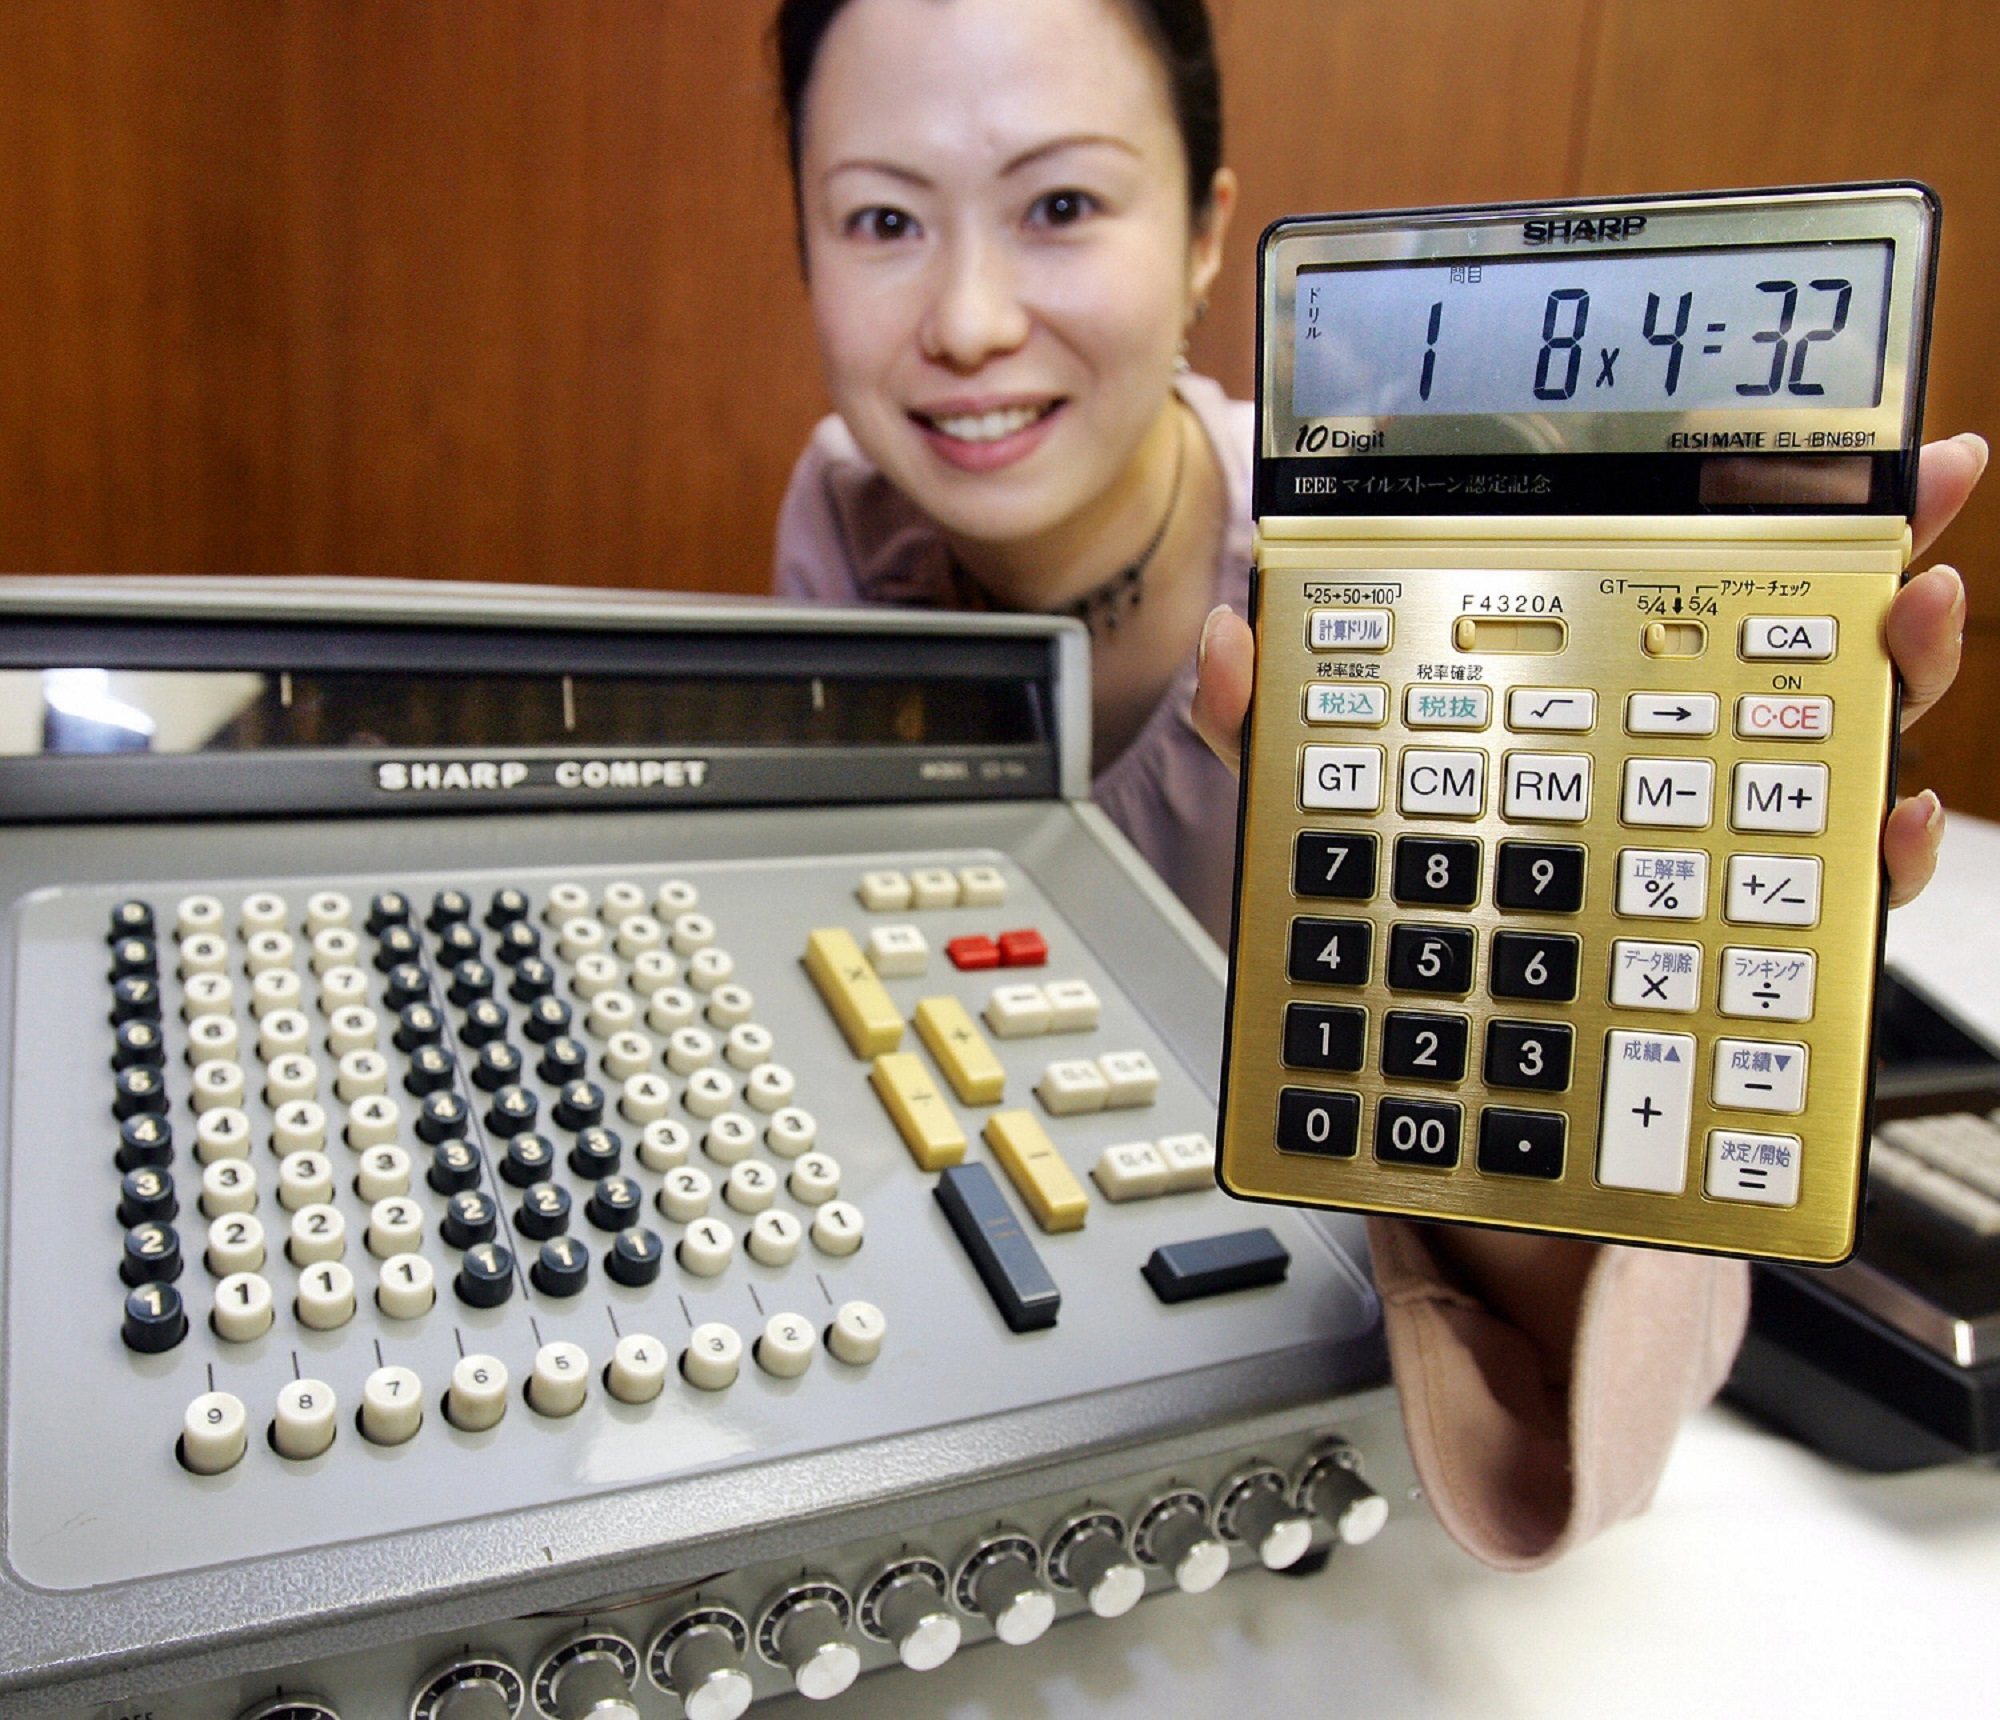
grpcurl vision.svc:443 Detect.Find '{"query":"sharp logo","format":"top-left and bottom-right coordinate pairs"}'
top-left (375, 757), bottom-right (710, 793)
top-left (1522, 214), bottom-right (1647, 245)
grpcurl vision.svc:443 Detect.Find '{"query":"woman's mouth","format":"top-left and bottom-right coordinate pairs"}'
top-left (910, 399), bottom-right (1065, 472)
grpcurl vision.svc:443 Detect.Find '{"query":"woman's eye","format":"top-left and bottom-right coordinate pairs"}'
top-left (845, 206), bottom-right (919, 242)
top-left (1028, 189), bottom-right (1098, 229)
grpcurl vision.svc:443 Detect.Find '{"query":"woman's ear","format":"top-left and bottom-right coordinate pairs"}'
top-left (1188, 166), bottom-right (1238, 311)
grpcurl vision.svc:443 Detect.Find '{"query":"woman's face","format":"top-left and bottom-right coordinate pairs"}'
top-left (798, 0), bottom-right (1229, 551)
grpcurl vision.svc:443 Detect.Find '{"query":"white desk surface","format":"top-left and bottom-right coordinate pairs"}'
top-left (771, 814), bottom-right (2000, 1720)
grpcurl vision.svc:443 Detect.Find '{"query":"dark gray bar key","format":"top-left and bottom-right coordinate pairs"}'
top-left (935, 1163), bottom-right (1060, 1332)
top-left (1142, 1228), bottom-right (1291, 1304)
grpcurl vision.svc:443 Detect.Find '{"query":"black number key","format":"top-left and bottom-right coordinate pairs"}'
top-left (1488, 930), bottom-right (1580, 1001)
top-left (1392, 836), bottom-right (1481, 907)
top-left (1386, 923), bottom-right (1476, 993)
top-left (1282, 1003), bottom-right (1367, 1072)
top-left (1293, 831), bottom-right (1378, 900)
top-left (1483, 1020), bottom-right (1573, 1091)
top-left (1286, 917), bottom-right (1372, 988)
top-left (1277, 1088), bottom-right (1361, 1158)
top-left (1380, 1010), bottom-right (1469, 1081)
top-left (1477, 1107), bottom-right (1567, 1179)
top-left (1495, 841), bottom-right (1587, 912)
top-left (1374, 1097), bottom-right (1463, 1168)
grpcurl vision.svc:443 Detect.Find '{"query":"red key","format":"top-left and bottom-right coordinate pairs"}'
top-left (947, 935), bottom-right (1002, 971)
top-left (996, 929), bottom-right (1048, 968)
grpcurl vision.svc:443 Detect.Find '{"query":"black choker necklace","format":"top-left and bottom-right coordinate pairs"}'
top-left (950, 414), bottom-right (1187, 638)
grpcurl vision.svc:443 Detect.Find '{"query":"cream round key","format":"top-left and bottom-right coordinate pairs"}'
top-left (545, 881), bottom-right (592, 925)
top-left (687, 946), bottom-right (734, 990)
top-left (180, 1389), bottom-right (248, 1475)
top-left (188, 1023), bottom-right (243, 1076)
top-left (239, 890), bottom-right (288, 935)
top-left (724, 1159), bottom-right (778, 1215)
top-left (345, 1093), bottom-right (401, 1150)
top-left (621, 1071), bottom-right (673, 1124)
top-left (211, 1271), bottom-right (275, 1342)
top-left (256, 1008), bottom-right (311, 1061)
top-left (682, 1321), bottom-right (742, 1391)
top-left (194, 1106), bottom-right (253, 1164)
top-left (756, 1312), bottom-right (816, 1379)
top-left (658, 1165), bottom-right (713, 1222)
top-left (557, 916), bottom-right (606, 962)
top-left (602, 1029), bottom-right (655, 1081)
top-left (631, 948), bottom-right (680, 996)
top-left (587, 990), bottom-right (640, 1038)
top-left (747, 1209), bottom-right (803, 1267)
top-left (355, 1142), bottom-right (412, 1200)
top-left (765, 1105), bottom-right (816, 1157)
top-left (607, 1332), bottom-right (670, 1404)
top-left (671, 912), bottom-right (716, 955)
top-left (706, 983), bottom-right (755, 1028)
top-left (528, 1341), bottom-right (591, 1418)
top-left (278, 1151), bottom-right (335, 1211)
top-left (788, 1153), bottom-right (840, 1205)
top-left (303, 890), bottom-right (352, 934)
top-left (376, 1251), bottom-right (436, 1320)
top-left (178, 932), bottom-right (229, 979)
top-left (572, 952), bottom-right (623, 998)
top-left (639, 1118), bottom-right (693, 1172)
top-left (182, 970), bottom-right (234, 1020)
top-left (614, 912), bottom-right (665, 958)
top-left (827, 1300), bottom-right (885, 1366)
top-left (271, 1098), bottom-right (327, 1155)
top-left (703, 1111), bottom-right (757, 1166)
top-left (600, 879), bottom-right (649, 923)
top-left (678, 1216), bottom-right (734, 1277)
top-left (724, 1023), bottom-right (773, 1069)
top-left (319, 964), bottom-right (369, 1010)
top-left (647, 986), bottom-right (698, 1033)
top-left (263, 1053), bottom-right (319, 1107)
top-left (201, 1158), bottom-right (259, 1219)
top-left (190, 1056), bottom-right (247, 1117)
top-left (335, 1048), bottom-right (389, 1101)
top-left (295, 1260), bottom-right (356, 1330)
top-left (811, 1201), bottom-right (864, 1257)
top-left (656, 878), bottom-right (699, 915)
top-left (207, 1211), bottom-right (266, 1275)
top-left (745, 1063), bottom-right (797, 1115)
top-left (273, 1377), bottom-right (339, 1460)
top-left (667, 1027), bottom-right (717, 1074)
top-left (310, 926), bottom-right (361, 974)
top-left (360, 1364), bottom-right (424, 1445)
top-left (176, 893), bottom-right (226, 940)
top-left (288, 1203), bottom-right (346, 1266)
top-left (683, 1068), bottom-right (736, 1120)
top-left (447, 1354), bottom-right (510, 1431)
top-left (249, 967), bottom-right (302, 1017)
top-left (325, 1003), bottom-right (378, 1054)
top-left (367, 1196), bottom-right (425, 1257)
top-left (243, 929), bottom-right (295, 975)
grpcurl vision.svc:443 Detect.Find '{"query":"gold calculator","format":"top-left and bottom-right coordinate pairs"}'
top-left (1217, 183), bottom-right (1939, 1263)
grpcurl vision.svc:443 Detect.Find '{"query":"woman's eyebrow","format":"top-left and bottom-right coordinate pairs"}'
top-left (823, 159), bottom-right (935, 191)
top-left (1000, 134), bottom-right (1141, 175)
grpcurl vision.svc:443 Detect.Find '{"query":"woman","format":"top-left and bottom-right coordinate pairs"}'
top-left (771, 0), bottom-right (1984, 1568)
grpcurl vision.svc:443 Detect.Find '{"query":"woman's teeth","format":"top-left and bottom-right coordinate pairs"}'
top-left (927, 403), bottom-right (1051, 443)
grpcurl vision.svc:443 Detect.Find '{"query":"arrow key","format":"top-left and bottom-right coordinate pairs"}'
top-left (1625, 692), bottom-right (1719, 736)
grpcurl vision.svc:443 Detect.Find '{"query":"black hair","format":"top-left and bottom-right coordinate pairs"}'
top-left (773, 0), bottom-right (1224, 229)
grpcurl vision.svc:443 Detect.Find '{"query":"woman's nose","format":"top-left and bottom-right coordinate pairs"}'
top-left (920, 233), bottom-right (1030, 371)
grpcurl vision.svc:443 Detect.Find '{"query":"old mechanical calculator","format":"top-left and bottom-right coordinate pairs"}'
top-left (1219, 184), bottom-right (1939, 1263)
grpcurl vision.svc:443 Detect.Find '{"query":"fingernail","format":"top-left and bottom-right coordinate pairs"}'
top-left (1955, 431), bottom-right (1990, 478)
top-left (1197, 604), bottom-right (1230, 671)
top-left (1919, 787), bottom-right (1945, 837)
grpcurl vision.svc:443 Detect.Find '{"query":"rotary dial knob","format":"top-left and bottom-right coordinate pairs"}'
top-left (1216, 1466), bottom-right (1316, 1571)
top-left (648, 1606), bottom-right (756, 1720)
top-left (956, 1532), bottom-right (1054, 1647)
top-left (1045, 1509), bottom-right (1147, 1619)
top-left (532, 1632), bottom-right (641, 1720)
top-left (759, 1579), bottom-right (861, 1702)
top-left (1135, 1490), bottom-right (1230, 1594)
top-left (410, 1655), bottom-right (525, 1720)
top-left (860, 1557), bottom-right (962, 1671)
top-left (1297, 1445), bottom-right (1390, 1545)
top-left (238, 1700), bottom-right (341, 1720)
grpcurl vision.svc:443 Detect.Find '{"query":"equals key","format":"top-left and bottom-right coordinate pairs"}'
top-left (936, 1164), bottom-right (1061, 1333)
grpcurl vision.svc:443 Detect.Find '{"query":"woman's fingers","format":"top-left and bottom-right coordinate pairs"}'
top-left (1192, 604), bottom-right (1255, 773)
top-left (1887, 563), bottom-right (1967, 729)
top-left (1885, 789), bottom-right (1946, 908)
top-left (1912, 433), bottom-right (1988, 558)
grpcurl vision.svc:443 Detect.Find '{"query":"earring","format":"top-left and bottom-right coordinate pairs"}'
top-left (1176, 334), bottom-right (1192, 375)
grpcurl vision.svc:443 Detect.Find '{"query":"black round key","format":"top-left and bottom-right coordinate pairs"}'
top-left (486, 1084), bottom-right (539, 1137)
top-left (395, 1002), bottom-right (446, 1052)
top-left (523, 995), bottom-right (572, 1043)
top-left (438, 922), bottom-right (482, 964)
top-left (605, 1226), bottom-right (664, 1287)
top-left (538, 1036), bottom-right (587, 1084)
top-left (108, 900), bottom-right (156, 942)
top-left (112, 1018), bottom-right (167, 1071)
top-left (441, 1188), bottom-right (499, 1249)
top-left (404, 1042), bottom-right (456, 1096)
top-left (110, 975), bottom-right (163, 1024)
top-left (485, 887), bottom-right (530, 929)
top-left (508, 956), bottom-right (556, 1002)
top-left (500, 1132), bottom-right (557, 1187)
top-left (531, 1235), bottom-right (590, 1298)
top-left (384, 962), bottom-right (430, 1009)
top-left (513, 1180), bottom-right (571, 1240)
top-left (553, 1079), bottom-right (605, 1132)
top-left (418, 1090), bottom-right (471, 1144)
top-left (113, 1066), bottom-right (169, 1119)
top-left (374, 924), bottom-right (423, 971)
top-left (454, 1241), bottom-right (516, 1308)
top-left (117, 1166), bottom-right (177, 1227)
top-left (121, 1281), bottom-right (188, 1353)
top-left (116, 1112), bottom-right (174, 1171)
top-left (428, 888), bottom-right (474, 933)
top-left (109, 936), bottom-right (158, 981)
top-left (121, 1221), bottom-right (182, 1285)
top-left (448, 959), bottom-right (495, 1007)
top-left (366, 890), bottom-right (413, 934)
top-left (568, 1125), bottom-right (621, 1179)
top-left (586, 1175), bottom-right (643, 1232)
top-left (473, 1041), bottom-right (524, 1092)
top-left (495, 920), bottom-right (541, 967)
top-left (427, 1138), bottom-right (484, 1194)
top-left (459, 997), bottom-right (510, 1047)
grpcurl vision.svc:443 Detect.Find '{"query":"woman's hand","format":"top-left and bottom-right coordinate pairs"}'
top-left (1194, 433), bottom-right (1986, 909)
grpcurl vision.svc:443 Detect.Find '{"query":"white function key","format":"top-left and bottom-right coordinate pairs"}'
top-left (176, 893), bottom-right (226, 940)
top-left (288, 1202), bottom-right (346, 1265)
top-left (1506, 687), bottom-right (1597, 732)
top-left (867, 923), bottom-right (929, 979)
top-left (1157, 1132), bottom-right (1218, 1193)
top-left (1043, 980), bottom-right (1102, 1034)
top-left (257, 1009), bottom-right (312, 1061)
top-left (182, 971), bottom-right (235, 1020)
top-left (375, 1252), bottom-right (435, 1319)
top-left (748, 1208), bottom-right (804, 1267)
top-left (757, 1312), bottom-right (816, 1379)
top-left (705, 1111), bottom-right (758, 1165)
top-left (1735, 694), bottom-right (1833, 741)
top-left (191, 1059), bottom-right (248, 1113)
top-left (240, 892), bottom-right (289, 935)
top-left (1398, 749), bottom-right (1486, 817)
top-left (179, 933), bottom-right (229, 979)
top-left (355, 1143), bottom-right (412, 1200)
top-left (194, 1106), bottom-right (252, 1164)
top-left (858, 869), bottom-right (913, 912)
top-left (1620, 758), bottom-right (1714, 828)
top-left (1098, 1050), bottom-right (1161, 1109)
top-left (528, 1341), bottom-right (591, 1417)
top-left (725, 1023), bottom-right (774, 1070)
top-left (558, 916), bottom-right (606, 963)
top-left (1626, 693), bottom-right (1720, 737)
top-left (346, 1094), bottom-right (402, 1150)
top-left (586, 991), bottom-right (641, 1038)
top-left (1741, 615), bottom-right (1836, 659)
top-left (811, 1200), bottom-right (865, 1256)
top-left (367, 1196), bottom-right (425, 1257)
top-left (295, 1259), bottom-right (357, 1330)
top-left (601, 880), bottom-right (649, 923)
top-left (545, 881), bottom-right (592, 925)
top-left (1304, 683), bottom-right (1388, 726)
top-left (1725, 855), bottom-right (1822, 928)
top-left (1615, 849), bottom-right (1709, 920)
top-left (1093, 1142), bottom-right (1168, 1202)
top-left (244, 930), bottom-right (296, 975)
top-left (1732, 762), bottom-right (1829, 835)
top-left (909, 867), bottom-right (960, 909)
top-left (671, 912), bottom-right (717, 955)
top-left (181, 1390), bottom-right (248, 1474)
top-left (1706, 1129), bottom-right (1804, 1206)
top-left (1608, 940), bottom-right (1703, 1012)
top-left (621, 1072), bottom-right (673, 1124)
top-left (187, 1015), bottom-right (242, 1068)
top-left (667, 1026), bottom-right (717, 1074)
top-left (303, 891), bottom-right (352, 934)
top-left (765, 1105), bottom-right (817, 1157)
top-left (631, 948), bottom-right (681, 997)
top-left (658, 1166), bottom-right (714, 1222)
top-left (647, 987), bottom-right (699, 1033)
top-left (447, 1354), bottom-right (509, 1431)
top-left (318, 965), bottom-right (370, 1011)
top-left (986, 984), bottom-right (1053, 1039)
top-left (1307, 608), bottom-right (1391, 650)
top-left (201, 1159), bottom-right (259, 1219)
top-left (725, 1159), bottom-right (779, 1214)
top-left (639, 1118), bottom-right (693, 1171)
top-left (212, 1271), bottom-right (275, 1342)
top-left (336, 1049), bottom-right (390, 1102)
top-left (264, 1053), bottom-right (320, 1107)
top-left (684, 1067), bottom-right (737, 1119)
top-left (1596, 1030), bottom-right (1697, 1194)
top-left (361, 1365), bottom-right (424, 1444)
top-left (607, 1333), bottom-right (670, 1404)
top-left (682, 1322), bottom-right (742, 1391)
top-left (602, 1029), bottom-right (655, 1081)
top-left (706, 983), bottom-right (756, 1028)
top-left (655, 878), bottom-right (700, 916)
top-left (828, 1300), bottom-right (886, 1366)
top-left (572, 952), bottom-right (623, 998)
top-left (1300, 745), bottom-right (1385, 812)
top-left (1502, 752), bottom-right (1593, 822)
top-left (1403, 684), bottom-right (1492, 729)
top-left (746, 1062), bottom-right (797, 1113)
top-left (279, 1152), bottom-right (335, 1211)
top-left (679, 1216), bottom-right (735, 1277)
top-left (250, 967), bottom-right (303, 1018)
top-left (789, 1153), bottom-right (841, 1205)
top-left (1037, 1059), bottom-right (1110, 1116)
top-left (958, 864), bottom-right (1008, 907)
top-left (206, 1211), bottom-right (266, 1274)
top-left (687, 947), bottom-right (735, 991)
top-left (1713, 1037), bottom-right (1810, 1112)
top-left (273, 1377), bottom-right (339, 1460)
top-left (310, 927), bottom-right (361, 974)
top-left (1719, 946), bottom-right (1817, 1021)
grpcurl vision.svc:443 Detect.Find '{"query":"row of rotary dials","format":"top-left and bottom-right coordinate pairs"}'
top-left (229, 1444), bottom-right (1386, 1720)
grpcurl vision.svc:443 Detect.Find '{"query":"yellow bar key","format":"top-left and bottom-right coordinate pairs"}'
top-left (804, 927), bottom-right (903, 1058)
top-left (871, 1052), bottom-right (967, 1171)
top-left (914, 994), bottom-right (1006, 1106)
top-left (983, 1109), bottom-right (1088, 1233)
